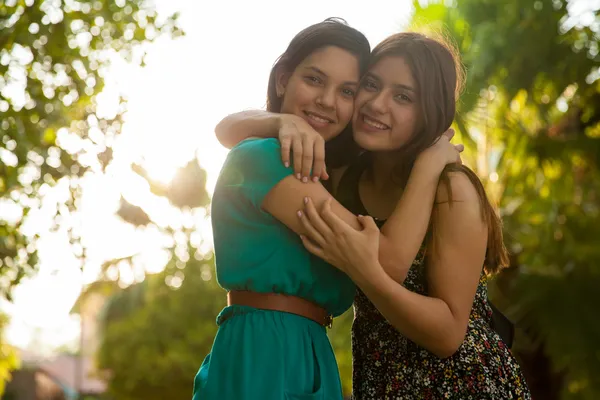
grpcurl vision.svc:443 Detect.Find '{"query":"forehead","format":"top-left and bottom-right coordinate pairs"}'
top-left (368, 56), bottom-right (416, 88)
top-left (296, 46), bottom-right (361, 82)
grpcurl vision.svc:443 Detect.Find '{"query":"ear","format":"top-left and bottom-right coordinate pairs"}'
top-left (275, 65), bottom-right (291, 97)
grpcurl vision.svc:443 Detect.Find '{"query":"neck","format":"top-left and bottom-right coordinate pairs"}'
top-left (365, 152), bottom-right (402, 196)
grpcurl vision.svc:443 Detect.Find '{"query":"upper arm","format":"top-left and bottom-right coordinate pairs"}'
top-left (262, 176), bottom-right (362, 235)
top-left (224, 138), bottom-right (362, 235)
top-left (426, 172), bottom-right (488, 331)
top-left (226, 141), bottom-right (398, 275)
top-left (262, 168), bottom-right (401, 282)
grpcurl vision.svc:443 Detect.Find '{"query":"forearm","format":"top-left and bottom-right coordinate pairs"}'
top-left (354, 267), bottom-right (461, 358)
top-left (379, 161), bottom-right (441, 282)
top-left (215, 110), bottom-right (281, 148)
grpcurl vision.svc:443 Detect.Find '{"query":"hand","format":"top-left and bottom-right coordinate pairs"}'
top-left (297, 197), bottom-right (381, 281)
top-left (278, 115), bottom-right (329, 183)
top-left (417, 128), bottom-right (464, 174)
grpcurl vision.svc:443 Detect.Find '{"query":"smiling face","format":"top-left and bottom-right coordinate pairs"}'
top-left (352, 55), bottom-right (422, 152)
top-left (276, 46), bottom-right (361, 142)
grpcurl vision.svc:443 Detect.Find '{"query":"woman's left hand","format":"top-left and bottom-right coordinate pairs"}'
top-left (297, 197), bottom-right (381, 280)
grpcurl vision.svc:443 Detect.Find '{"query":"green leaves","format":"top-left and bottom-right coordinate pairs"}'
top-left (0, 0), bottom-right (182, 299)
top-left (413, 0), bottom-right (600, 397)
top-left (96, 251), bottom-right (224, 400)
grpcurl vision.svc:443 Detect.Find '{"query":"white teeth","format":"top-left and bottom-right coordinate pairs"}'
top-left (306, 112), bottom-right (330, 124)
top-left (363, 115), bottom-right (388, 130)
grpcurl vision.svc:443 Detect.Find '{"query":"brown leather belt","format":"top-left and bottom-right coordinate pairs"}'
top-left (226, 290), bottom-right (333, 328)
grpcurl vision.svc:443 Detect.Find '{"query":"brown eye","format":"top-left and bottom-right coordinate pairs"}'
top-left (395, 93), bottom-right (412, 103)
top-left (305, 76), bottom-right (322, 84)
top-left (341, 88), bottom-right (355, 97)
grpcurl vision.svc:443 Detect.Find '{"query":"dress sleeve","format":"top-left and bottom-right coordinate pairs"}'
top-left (218, 138), bottom-right (293, 209)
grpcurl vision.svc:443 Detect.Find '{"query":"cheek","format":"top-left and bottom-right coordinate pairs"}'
top-left (352, 95), bottom-right (367, 123)
top-left (281, 80), bottom-right (309, 113)
top-left (388, 110), bottom-right (416, 145)
top-left (338, 100), bottom-right (354, 125)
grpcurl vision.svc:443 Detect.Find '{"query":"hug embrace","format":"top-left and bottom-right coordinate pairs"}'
top-left (193, 18), bottom-right (531, 400)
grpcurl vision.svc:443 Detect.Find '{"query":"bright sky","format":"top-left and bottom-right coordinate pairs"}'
top-left (4, 0), bottom-right (414, 352)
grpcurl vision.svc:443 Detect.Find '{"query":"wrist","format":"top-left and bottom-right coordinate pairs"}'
top-left (413, 155), bottom-right (444, 180)
top-left (350, 261), bottom-right (389, 291)
top-left (273, 113), bottom-right (287, 133)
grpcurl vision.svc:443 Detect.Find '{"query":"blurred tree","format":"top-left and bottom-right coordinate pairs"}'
top-left (0, 0), bottom-right (183, 300)
top-left (0, 313), bottom-right (19, 396)
top-left (96, 247), bottom-right (224, 400)
top-left (413, 1), bottom-right (600, 399)
top-left (83, 151), bottom-right (220, 399)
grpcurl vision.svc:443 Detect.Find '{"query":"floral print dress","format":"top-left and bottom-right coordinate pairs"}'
top-left (336, 155), bottom-right (531, 400)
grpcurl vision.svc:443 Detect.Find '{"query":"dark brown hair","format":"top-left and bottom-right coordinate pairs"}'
top-left (370, 32), bottom-right (508, 273)
top-left (266, 18), bottom-right (370, 168)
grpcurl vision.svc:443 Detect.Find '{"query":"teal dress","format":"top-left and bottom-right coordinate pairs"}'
top-left (193, 138), bottom-right (356, 400)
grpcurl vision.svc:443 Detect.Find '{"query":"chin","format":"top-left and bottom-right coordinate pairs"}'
top-left (353, 131), bottom-right (382, 151)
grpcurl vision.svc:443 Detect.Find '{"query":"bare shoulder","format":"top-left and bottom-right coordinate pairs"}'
top-left (435, 168), bottom-right (481, 205)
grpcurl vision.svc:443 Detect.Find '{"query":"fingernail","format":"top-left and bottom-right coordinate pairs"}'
top-left (284, 162), bottom-right (290, 168)
top-left (312, 176), bottom-right (319, 182)
top-left (299, 235), bottom-right (305, 240)
top-left (302, 177), bottom-right (308, 183)
top-left (296, 174), bottom-right (301, 179)
top-left (297, 210), bottom-right (302, 217)
top-left (304, 197), bottom-right (308, 204)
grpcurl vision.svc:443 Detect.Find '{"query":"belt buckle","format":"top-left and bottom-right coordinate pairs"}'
top-left (325, 314), bottom-right (333, 329)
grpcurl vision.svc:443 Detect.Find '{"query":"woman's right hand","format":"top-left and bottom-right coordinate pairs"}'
top-left (278, 114), bottom-right (329, 183)
top-left (416, 128), bottom-right (464, 174)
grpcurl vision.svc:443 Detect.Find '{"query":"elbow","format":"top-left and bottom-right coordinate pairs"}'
top-left (431, 332), bottom-right (466, 359)
top-left (214, 120), bottom-right (230, 147)
top-left (380, 255), bottom-right (409, 284)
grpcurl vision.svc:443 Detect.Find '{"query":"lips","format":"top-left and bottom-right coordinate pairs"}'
top-left (360, 113), bottom-right (390, 131)
top-left (303, 111), bottom-right (335, 130)
top-left (304, 110), bottom-right (335, 124)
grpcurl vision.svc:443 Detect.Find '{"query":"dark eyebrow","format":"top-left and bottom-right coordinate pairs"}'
top-left (365, 71), bottom-right (415, 92)
top-left (305, 66), bottom-right (359, 86)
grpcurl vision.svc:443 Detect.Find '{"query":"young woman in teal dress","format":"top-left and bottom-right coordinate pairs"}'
top-left (216, 31), bottom-right (531, 400)
top-left (193, 19), bottom-right (462, 400)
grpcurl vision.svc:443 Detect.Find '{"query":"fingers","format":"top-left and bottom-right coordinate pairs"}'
top-left (300, 136), bottom-right (313, 182)
top-left (280, 135), bottom-right (291, 168)
top-left (456, 153), bottom-right (464, 165)
top-left (292, 136), bottom-right (303, 179)
top-left (297, 207), bottom-right (326, 246)
top-left (299, 235), bottom-right (325, 259)
top-left (311, 137), bottom-right (326, 183)
top-left (303, 197), bottom-right (333, 237)
top-left (357, 215), bottom-right (378, 231)
top-left (442, 128), bottom-right (455, 140)
top-left (320, 197), bottom-right (348, 233)
top-left (321, 166), bottom-right (329, 182)
top-left (454, 144), bottom-right (464, 153)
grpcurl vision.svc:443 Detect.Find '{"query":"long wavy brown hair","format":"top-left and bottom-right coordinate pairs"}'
top-left (265, 18), bottom-right (370, 169)
top-left (369, 32), bottom-right (508, 273)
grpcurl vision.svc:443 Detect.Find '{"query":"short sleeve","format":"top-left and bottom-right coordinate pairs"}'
top-left (218, 138), bottom-right (293, 209)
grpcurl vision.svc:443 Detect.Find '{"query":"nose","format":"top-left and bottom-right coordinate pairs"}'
top-left (316, 86), bottom-right (336, 110)
top-left (366, 92), bottom-right (388, 115)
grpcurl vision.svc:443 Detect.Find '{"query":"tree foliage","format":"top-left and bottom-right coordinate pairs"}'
top-left (0, 0), bottom-right (182, 300)
top-left (0, 313), bottom-right (19, 397)
top-left (96, 248), bottom-right (224, 400)
top-left (413, 1), bottom-right (600, 398)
